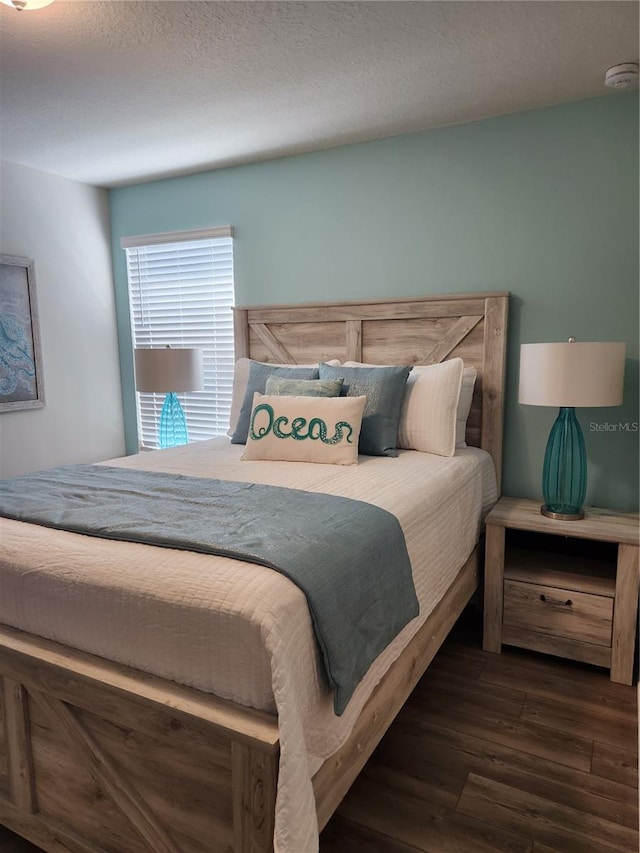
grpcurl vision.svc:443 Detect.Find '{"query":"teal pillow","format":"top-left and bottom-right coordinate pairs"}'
top-left (318, 363), bottom-right (411, 457)
top-left (231, 361), bottom-right (319, 444)
top-left (265, 377), bottom-right (344, 397)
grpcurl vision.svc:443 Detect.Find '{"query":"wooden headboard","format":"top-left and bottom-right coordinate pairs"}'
top-left (233, 292), bottom-right (509, 489)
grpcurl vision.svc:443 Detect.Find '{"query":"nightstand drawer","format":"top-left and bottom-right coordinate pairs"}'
top-left (503, 579), bottom-right (613, 646)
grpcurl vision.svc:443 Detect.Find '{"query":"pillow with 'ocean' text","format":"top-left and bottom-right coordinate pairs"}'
top-left (241, 393), bottom-right (366, 465)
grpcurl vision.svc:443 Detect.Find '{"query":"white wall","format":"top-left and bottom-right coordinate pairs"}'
top-left (0, 161), bottom-right (124, 477)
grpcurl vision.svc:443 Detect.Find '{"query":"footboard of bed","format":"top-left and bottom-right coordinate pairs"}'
top-left (0, 628), bottom-right (279, 853)
top-left (0, 545), bottom-right (479, 853)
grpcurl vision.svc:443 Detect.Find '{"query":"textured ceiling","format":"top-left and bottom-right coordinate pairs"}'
top-left (0, 1), bottom-right (637, 188)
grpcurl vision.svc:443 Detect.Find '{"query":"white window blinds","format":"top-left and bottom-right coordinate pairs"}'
top-left (123, 227), bottom-right (234, 450)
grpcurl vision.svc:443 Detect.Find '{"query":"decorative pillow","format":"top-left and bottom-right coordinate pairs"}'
top-left (265, 376), bottom-right (344, 397)
top-left (456, 367), bottom-right (478, 448)
top-left (241, 393), bottom-right (366, 465)
top-left (318, 363), bottom-right (411, 457)
top-left (344, 359), bottom-right (478, 449)
top-left (228, 358), bottom-right (340, 438)
top-left (397, 359), bottom-right (464, 456)
top-left (231, 362), bottom-right (320, 444)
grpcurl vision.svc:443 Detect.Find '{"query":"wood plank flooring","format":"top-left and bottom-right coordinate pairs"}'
top-left (1, 613), bottom-right (637, 852)
top-left (320, 614), bottom-right (638, 853)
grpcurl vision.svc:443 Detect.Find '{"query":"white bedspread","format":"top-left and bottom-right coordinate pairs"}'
top-left (0, 439), bottom-right (497, 852)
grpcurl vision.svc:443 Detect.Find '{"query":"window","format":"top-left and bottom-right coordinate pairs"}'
top-left (122, 227), bottom-right (234, 449)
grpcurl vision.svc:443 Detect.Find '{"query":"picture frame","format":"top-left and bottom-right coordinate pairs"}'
top-left (0, 254), bottom-right (46, 412)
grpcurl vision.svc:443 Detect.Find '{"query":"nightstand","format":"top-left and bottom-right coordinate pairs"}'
top-left (483, 496), bottom-right (640, 685)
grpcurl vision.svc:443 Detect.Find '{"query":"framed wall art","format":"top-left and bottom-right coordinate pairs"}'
top-left (0, 254), bottom-right (46, 412)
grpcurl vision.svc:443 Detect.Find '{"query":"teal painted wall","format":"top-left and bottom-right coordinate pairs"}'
top-left (110, 93), bottom-right (639, 511)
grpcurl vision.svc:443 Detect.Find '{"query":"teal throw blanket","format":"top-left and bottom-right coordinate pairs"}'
top-left (0, 464), bottom-right (419, 714)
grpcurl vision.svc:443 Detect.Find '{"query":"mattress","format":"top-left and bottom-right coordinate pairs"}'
top-left (0, 438), bottom-right (497, 852)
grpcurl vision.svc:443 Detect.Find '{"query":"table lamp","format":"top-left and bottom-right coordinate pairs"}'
top-left (518, 339), bottom-right (626, 520)
top-left (134, 347), bottom-right (204, 448)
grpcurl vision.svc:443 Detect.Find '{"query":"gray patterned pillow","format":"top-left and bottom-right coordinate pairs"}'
top-left (318, 363), bottom-right (411, 457)
top-left (265, 377), bottom-right (344, 397)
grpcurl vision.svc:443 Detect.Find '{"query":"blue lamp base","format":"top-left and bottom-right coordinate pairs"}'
top-left (159, 392), bottom-right (189, 449)
top-left (541, 406), bottom-right (586, 520)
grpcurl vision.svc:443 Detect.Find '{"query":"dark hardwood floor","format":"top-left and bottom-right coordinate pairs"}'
top-left (2, 612), bottom-right (637, 852)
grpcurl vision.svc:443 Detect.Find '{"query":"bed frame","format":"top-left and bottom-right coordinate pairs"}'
top-left (0, 292), bottom-right (508, 853)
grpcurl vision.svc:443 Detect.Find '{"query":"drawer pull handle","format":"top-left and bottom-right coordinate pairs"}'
top-left (539, 594), bottom-right (573, 606)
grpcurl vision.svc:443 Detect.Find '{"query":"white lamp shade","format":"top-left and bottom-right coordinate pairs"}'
top-left (519, 342), bottom-right (625, 408)
top-left (0, 0), bottom-right (56, 9)
top-left (134, 348), bottom-right (204, 393)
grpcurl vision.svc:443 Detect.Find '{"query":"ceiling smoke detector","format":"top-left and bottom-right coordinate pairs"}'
top-left (604, 62), bottom-right (639, 89)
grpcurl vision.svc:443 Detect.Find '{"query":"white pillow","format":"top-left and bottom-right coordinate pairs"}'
top-left (228, 357), bottom-right (340, 436)
top-left (397, 360), bottom-right (464, 456)
top-left (456, 367), bottom-right (478, 448)
top-left (241, 393), bottom-right (366, 465)
top-left (343, 359), bottom-right (464, 456)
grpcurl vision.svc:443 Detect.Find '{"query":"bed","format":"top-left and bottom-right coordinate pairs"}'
top-left (0, 292), bottom-right (508, 853)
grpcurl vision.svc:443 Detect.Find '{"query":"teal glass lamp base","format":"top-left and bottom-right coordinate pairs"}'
top-left (541, 407), bottom-right (586, 521)
top-left (159, 392), bottom-right (189, 449)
